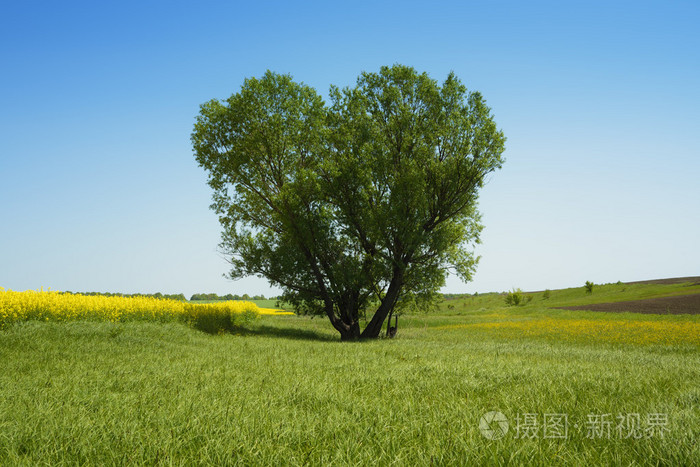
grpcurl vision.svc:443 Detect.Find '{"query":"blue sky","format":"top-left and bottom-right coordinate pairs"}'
top-left (1, 1), bottom-right (698, 297)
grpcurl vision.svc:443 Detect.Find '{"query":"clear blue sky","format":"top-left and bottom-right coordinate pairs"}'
top-left (2, 1), bottom-right (698, 298)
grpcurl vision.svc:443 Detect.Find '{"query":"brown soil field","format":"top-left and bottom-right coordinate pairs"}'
top-left (622, 276), bottom-right (700, 286)
top-left (555, 293), bottom-right (700, 315)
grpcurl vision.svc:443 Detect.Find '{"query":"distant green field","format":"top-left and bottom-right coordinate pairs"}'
top-left (189, 298), bottom-right (289, 310)
top-left (247, 299), bottom-right (289, 310)
top-left (1, 279), bottom-right (698, 464)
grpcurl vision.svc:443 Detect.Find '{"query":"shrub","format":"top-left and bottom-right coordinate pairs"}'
top-left (542, 289), bottom-right (551, 300)
top-left (585, 281), bottom-right (594, 294)
top-left (505, 288), bottom-right (524, 306)
top-left (505, 288), bottom-right (535, 306)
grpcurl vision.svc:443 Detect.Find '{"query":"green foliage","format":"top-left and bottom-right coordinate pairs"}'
top-left (542, 289), bottom-right (551, 300)
top-left (65, 291), bottom-right (187, 301)
top-left (585, 281), bottom-right (595, 294)
top-left (504, 288), bottom-right (532, 306)
top-left (504, 289), bottom-right (521, 306)
top-left (192, 65), bottom-right (505, 339)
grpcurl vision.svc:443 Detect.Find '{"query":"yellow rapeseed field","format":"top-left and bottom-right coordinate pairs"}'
top-left (0, 288), bottom-right (292, 332)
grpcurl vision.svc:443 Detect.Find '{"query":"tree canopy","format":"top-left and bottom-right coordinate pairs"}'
top-left (192, 65), bottom-right (505, 340)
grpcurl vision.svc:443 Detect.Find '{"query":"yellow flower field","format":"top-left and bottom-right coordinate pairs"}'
top-left (0, 288), bottom-right (292, 332)
top-left (437, 315), bottom-right (700, 346)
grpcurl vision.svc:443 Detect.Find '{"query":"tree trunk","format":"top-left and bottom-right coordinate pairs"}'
top-left (385, 309), bottom-right (394, 337)
top-left (339, 320), bottom-right (361, 341)
top-left (360, 269), bottom-right (403, 339)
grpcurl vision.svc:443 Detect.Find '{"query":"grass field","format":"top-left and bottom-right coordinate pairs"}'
top-left (1, 280), bottom-right (698, 465)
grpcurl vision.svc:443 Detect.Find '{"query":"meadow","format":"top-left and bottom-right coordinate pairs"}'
top-left (0, 281), bottom-right (698, 465)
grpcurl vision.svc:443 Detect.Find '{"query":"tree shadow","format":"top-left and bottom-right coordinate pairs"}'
top-left (232, 324), bottom-right (339, 342)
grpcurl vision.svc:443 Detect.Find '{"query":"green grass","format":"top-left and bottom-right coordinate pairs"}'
top-left (1, 281), bottom-right (699, 465)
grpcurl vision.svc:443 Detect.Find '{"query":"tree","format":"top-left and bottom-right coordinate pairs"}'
top-left (192, 65), bottom-right (505, 340)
